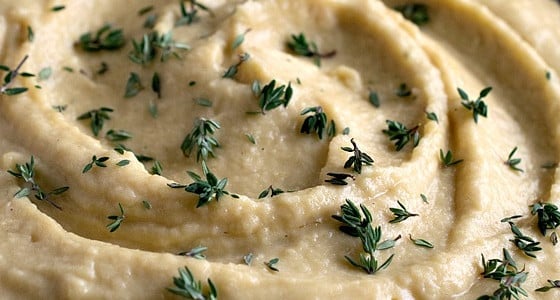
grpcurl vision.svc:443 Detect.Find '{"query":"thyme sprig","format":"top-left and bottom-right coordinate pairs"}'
top-left (501, 217), bottom-right (541, 258)
top-left (176, 0), bottom-right (212, 26)
top-left (129, 31), bottom-right (190, 64)
top-left (341, 138), bottom-right (374, 174)
top-left (287, 33), bottom-right (336, 66)
top-left (82, 155), bottom-right (110, 173)
top-left (382, 120), bottom-right (420, 151)
top-left (8, 156), bottom-right (68, 210)
top-left (300, 106), bottom-right (336, 139)
top-left (440, 149), bottom-right (464, 167)
top-left (106, 129), bottom-right (133, 142)
top-left (249, 79), bottom-right (293, 115)
top-left (181, 118), bottom-right (220, 162)
top-left (325, 172), bottom-right (355, 186)
top-left (332, 199), bottom-right (396, 274)
top-left (168, 266), bottom-right (218, 300)
top-left (77, 107), bottom-right (113, 136)
top-left (478, 248), bottom-right (528, 300)
top-left (458, 86), bottom-right (492, 123)
top-left (106, 203), bottom-right (125, 232)
top-left (168, 161), bottom-right (236, 207)
top-left (530, 202), bottom-right (560, 236)
top-left (222, 52), bottom-right (249, 79)
top-left (78, 24), bottom-right (125, 52)
top-left (505, 147), bottom-right (523, 172)
top-left (394, 4), bottom-right (429, 26)
top-left (535, 280), bottom-right (560, 292)
top-left (0, 55), bottom-right (30, 96)
top-left (389, 201), bottom-right (418, 223)
top-left (178, 246), bottom-right (207, 260)
top-left (258, 185), bottom-right (284, 199)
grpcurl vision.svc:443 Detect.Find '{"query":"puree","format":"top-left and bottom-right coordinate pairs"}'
top-left (0, 0), bottom-right (559, 299)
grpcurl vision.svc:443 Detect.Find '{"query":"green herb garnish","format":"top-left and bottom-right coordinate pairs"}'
top-left (409, 235), bottom-right (433, 248)
top-left (150, 160), bottom-right (163, 175)
top-left (152, 72), bottom-right (161, 98)
top-left (195, 98), bottom-right (213, 107)
top-left (458, 86), bottom-right (491, 123)
top-left (426, 111), bottom-right (438, 123)
top-left (341, 138), bottom-right (374, 174)
top-left (265, 258), bottom-right (280, 272)
top-left (82, 155), bottom-right (110, 173)
top-left (505, 147), bottom-right (523, 172)
top-left (27, 26), bottom-right (34, 42)
top-left (368, 91), bottom-right (380, 108)
top-left (394, 4), bottom-right (429, 26)
top-left (178, 246), bottom-right (207, 260)
top-left (535, 280), bottom-right (560, 292)
top-left (168, 266), bottom-right (218, 300)
top-left (231, 28), bottom-right (251, 50)
top-left (38, 67), bottom-right (52, 81)
top-left (176, 0), bottom-right (212, 26)
top-left (106, 129), bottom-right (133, 142)
top-left (78, 24), bottom-right (125, 52)
top-left (300, 106), bottom-right (335, 139)
top-left (77, 107), bottom-right (113, 136)
top-left (106, 203), bottom-right (125, 232)
top-left (249, 79), bottom-right (293, 115)
top-left (530, 202), bottom-right (560, 236)
top-left (287, 33), bottom-right (335, 66)
top-left (51, 5), bottom-right (65, 12)
top-left (125, 72), bottom-right (143, 98)
top-left (8, 156), bottom-right (68, 210)
top-left (258, 185), bottom-right (284, 199)
top-left (0, 55), bottom-right (30, 96)
top-left (243, 253), bottom-right (253, 265)
top-left (245, 133), bottom-right (256, 144)
top-left (440, 149), bottom-right (463, 167)
top-left (325, 172), bottom-right (355, 186)
top-left (382, 120), bottom-right (420, 151)
top-left (223, 52), bottom-right (250, 79)
top-left (181, 118), bottom-right (220, 162)
top-left (389, 201), bottom-right (418, 223)
top-left (116, 160), bottom-right (130, 167)
top-left (142, 200), bottom-right (152, 209)
top-left (129, 31), bottom-right (190, 64)
top-left (478, 248), bottom-right (528, 300)
top-left (501, 218), bottom-right (541, 258)
top-left (395, 83), bottom-right (412, 97)
top-left (52, 105), bottom-right (67, 112)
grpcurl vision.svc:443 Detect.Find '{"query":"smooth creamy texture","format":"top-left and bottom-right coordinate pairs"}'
top-left (0, 0), bottom-right (559, 299)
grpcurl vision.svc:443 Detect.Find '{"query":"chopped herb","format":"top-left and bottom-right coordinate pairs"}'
top-left (222, 52), bottom-right (250, 78)
top-left (195, 98), bottom-right (212, 107)
top-left (152, 72), bottom-right (161, 98)
top-left (501, 218), bottom-right (541, 258)
top-left (300, 106), bottom-right (335, 139)
top-left (129, 31), bottom-right (190, 64)
top-left (458, 86), bottom-right (491, 123)
top-left (231, 28), bottom-right (251, 50)
top-left (168, 266), bottom-right (218, 300)
top-left (245, 133), bottom-right (256, 144)
top-left (106, 203), bottom-right (125, 232)
top-left (0, 55), bottom-right (30, 96)
top-left (249, 79), bottom-right (292, 115)
top-left (142, 200), bottom-right (152, 209)
top-left (325, 172), bottom-right (355, 186)
top-left (394, 4), bottom-right (429, 26)
top-left (536, 280), bottom-right (560, 292)
top-left (178, 246), bottom-right (207, 260)
top-left (51, 5), bottom-right (65, 11)
top-left (168, 161), bottom-right (235, 207)
top-left (62, 66), bottom-right (73, 72)
top-left (395, 83), bottom-right (412, 97)
top-left (114, 144), bottom-right (154, 162)
top-left (546, 71), bottom-right (551, 81)
top-left (27, 26), bottom-right (34, 42)
top-left (420, 194), bottom-right (429, 204)
top-left (341, 138), bottom-right (374, 174)
top-left (82, 155), bottom-right (110, 173)
top-left (368, 91), bottom-right (380, 108)
top-left (7, 156), bottom-right (68, 210)
top-left (530, 202), bottom-right (560, 236)
top-left (181, 118), bottom-right (220, 162)
top-left (439, 149), bottom-right (463, 167)
top-left (78, 24), bottom-right (125, 52)
top-left (342, 127), bottom-right (350, 135)
top-left (332, 199), bottom-right (395, 274)
top-left (143, 14), bottom-right (158, 29)
top-left (265, 258), bottom-right (280, 272)
top-left (505, 147), bottom-right (523, 172)
top-left (138, 5), bottom-right (154, 15)
top-left (125, 72), bottom-right (143, 98)
top-left (258, 185), bottom-right (284, 199)
top-left (52, 105), bottom-right (67, 112)
top-left (426, 111), bottom-right (438, 123)
top-left (389, 201), bottom-right (418, 223)
top-left (106, 129), bottom-right (133, 142)
top-left (116, 159), bottom-right (130, 167)
top-left (77, 107), bottom-right (113, 136)
top-left (176, 0), bottom-right (212, 26)
top-left (38, 67), bottom-right (52, 81)
top-left (243, 253), bottom-right (253, 265)
top-left (287, 33), bottom-right (336, 66)
top-left (409, 235), bottom-right (433, 248)
top-left (382, 120), bottom-right (420, 151)
top-left (150, 160), bottom-right (163, 175)
top-left (478, 248), bottom-right (528, 300)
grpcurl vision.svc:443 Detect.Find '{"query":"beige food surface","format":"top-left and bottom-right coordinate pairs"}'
top-left (0, 0), bottom-right (559, 299)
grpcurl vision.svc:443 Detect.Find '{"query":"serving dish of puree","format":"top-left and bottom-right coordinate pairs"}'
top-left (0, 0), bottom-right (559, 299)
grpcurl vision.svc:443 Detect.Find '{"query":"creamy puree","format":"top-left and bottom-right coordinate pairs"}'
top-left (0, 0), bottom-right (559, 299)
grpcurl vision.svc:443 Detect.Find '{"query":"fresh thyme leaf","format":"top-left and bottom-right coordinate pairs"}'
top-left (382, 120), bottom-right (420, 151)
top-left (51, 5), bottom-right (65, 12)
top-left (106, 203), bottom-right (125, 232)
top-left (168, 266), bottom-right (218, 300)
top-left (77, 107), bottom-right (113, 136)
top-left (341, 138), bottom-right (374, 174)
top-left (223, 52), bottom-right (250, 79)
top-left (150, 160), bottom-right (163, 175)
top-left (389, 200), bottom-right (419, 223)
top-left (265, 258), bottom-right (280, 272)
top-left (38, 67), bottom-right (52, 81)
top-left (4, 87), bottom-right (28, 95)
top-left (245, 133), bottom-right (256, 144)
top-left (62, 66), bottom-right (73, 72)
top-left (181, 118), bottom-right (220, 162)
top-left (505, 147), bottom-right (523, 172)
top-left (369, 91), bottom-right (380, 108)
top-left (125, 72), bottom-right (143, 98)
top-left (129, 31), bottom-right (190, 64)
top-left (439, 149), bottom-right (463, 167)
top-left (249, 79), bottom-right (292, 115)
top-left (106, 129), bottom-right (133, 142)
top-left (78, 24), bottom-right (125, 52)
top-left (478, 248), bottom-right (528, 300)
top-left (116, 159), bottom-right (130, 167)
top-left (138, 5), bottom-right (154, 15)
top-left (168, 161), bottom-right (232, 207)
top-left (149, 101), bottom-right (158, 118)
top-left (501, 218), bottom-right (541, 258)
top-left (82, 155), bottom-right (110, 173)
top-left (143, 14), bottom-right (158, 29)
top-left (409, 235), bottom-right (433, 248)
top-left (394, 4), bottom-right (429, 26)
top-left (395, 83), bottom-right (412, 97)
top-left (420, 194), bottom-right (429, 204)
top-left (300, 106), bottom-right (336, 139)
top-left (231, 28), bottom-right (251, 50)
top-left (8, 156), bottom-right (68, 210)
top-left (530, 202), bottom-right (560, 236)
top-left (541, 161), bottom-right (558, 169)
top-left (178, 246), bottom-right (207, 260)
top-left (52, 105), bottom-right (67, 112)
top-left (287, 33), bottom-right (336, 67)
top-left (27, 26), bottom-right (34, 42)
top-left (258, 185), bottom-right (284, 199)
top-left (342, 127), bottom-right (350, 135)
top-left (176, 0), bottom-right (213, 26)
top-left (152, 72), bottom-right (161, 98)
top-left (426, 111), bottom-right (438, 123)
top-left (195, 98), bottom-right (212, 107)
top-left (1, 55), bottom-right (30, 96)
top-left (325, 172), bottom-right (355, 186)
top-left (142, 200), bottom-right (152, 209)
top-left (243, 253), bottom-right (253, 265)
top-left (536, 280), bottom-right (560, 292)
top-left (458, 86), bottom-right (491, 123)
